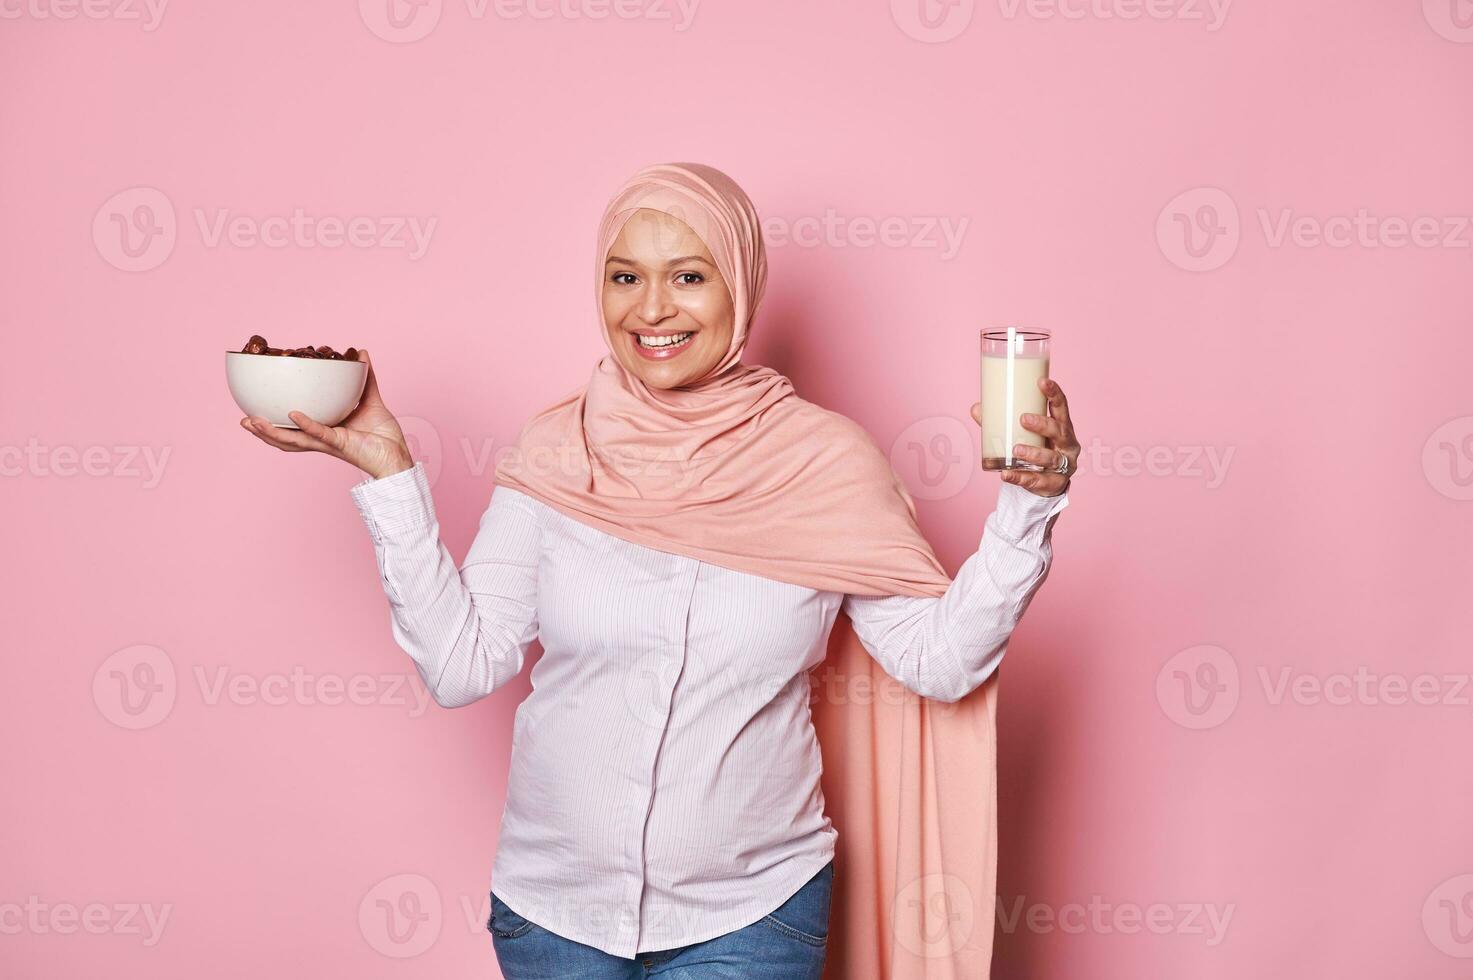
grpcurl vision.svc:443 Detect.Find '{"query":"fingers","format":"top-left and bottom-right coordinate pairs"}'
top-left (242, 416), bottom-right (304, 451)
top-left (1007, 443), bottom-right (1061, 469)
top-left (356, 348), bottom-right (386, 408)
top-left (999, 380), bottom-right (1076, 498)
top-left (1039, 376), bottom-right (1071, 428)
top-left (288, 411), bottom-right (346, 452)
top-left (1000, 467), bottom-right (1067, 496)
top-left (1003, 441), bottom-right (1074, 497)
top-left (970, 402), bottom-right (982, 426)
top-left (240, 416), bottom-right (333, 454)
top-left (1020, 411), bottom-right (1067, 443)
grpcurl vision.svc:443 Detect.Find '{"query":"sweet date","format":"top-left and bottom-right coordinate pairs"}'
top-left (239, 335), bottom-right (358, 361)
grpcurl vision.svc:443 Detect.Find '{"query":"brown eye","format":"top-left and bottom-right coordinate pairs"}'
top-left (675, 272), bottom-right (704, 285)
top-left (611, 272), bottom-right (637, 285)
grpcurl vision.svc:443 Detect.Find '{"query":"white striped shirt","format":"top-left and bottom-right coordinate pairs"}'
top-left (350, 462), bottom-right (1068, 958)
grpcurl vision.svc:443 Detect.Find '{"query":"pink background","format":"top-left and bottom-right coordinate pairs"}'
top-left (3, 0), bottom-right (1471, 976)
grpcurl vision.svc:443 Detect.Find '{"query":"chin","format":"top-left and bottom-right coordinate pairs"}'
top-left (629, 363), bottom-right (697, 390)
top-left (621, 350), bottom-right (720, 389)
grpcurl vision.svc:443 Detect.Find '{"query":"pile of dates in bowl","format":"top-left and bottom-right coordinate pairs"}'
top-left (226, 334), bottom-right (369, 429)
top-left (239, 335), bottom-right (359, 360)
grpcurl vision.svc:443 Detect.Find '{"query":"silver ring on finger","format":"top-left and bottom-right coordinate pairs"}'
top-left (1053, 450), bottom-right (1071, 476)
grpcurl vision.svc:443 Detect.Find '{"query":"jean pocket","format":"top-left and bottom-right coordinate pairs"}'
top-left (487, 892), bottom-right (537, 940)
top-left (760, 861), bottom-right (833, 947)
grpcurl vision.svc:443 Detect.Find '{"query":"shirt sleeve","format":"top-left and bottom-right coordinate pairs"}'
top-left (349, 462), bottom-right (545, 708)
top-left (841, 481), bottom-right (1070, 703)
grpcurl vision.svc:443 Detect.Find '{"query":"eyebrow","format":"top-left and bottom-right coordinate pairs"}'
top-left (605, 254), bottom-right (714, 268)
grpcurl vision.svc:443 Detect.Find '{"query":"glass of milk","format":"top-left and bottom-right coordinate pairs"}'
top-left (980, 327), bottom-right (1051, 471)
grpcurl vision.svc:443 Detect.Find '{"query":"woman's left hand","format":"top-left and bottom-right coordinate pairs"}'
top-left (969, 376), bottom-right (1079, 498)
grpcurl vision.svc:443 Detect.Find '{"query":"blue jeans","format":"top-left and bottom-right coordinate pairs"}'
top-left (488, 860), bottom-right (833, 979)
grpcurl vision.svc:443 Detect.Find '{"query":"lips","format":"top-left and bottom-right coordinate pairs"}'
top-left (630, 330), bottom-right (696, 360)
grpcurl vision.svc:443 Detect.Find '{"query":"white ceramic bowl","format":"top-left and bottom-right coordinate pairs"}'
top-left (226, 351), bottom-right (368, 429)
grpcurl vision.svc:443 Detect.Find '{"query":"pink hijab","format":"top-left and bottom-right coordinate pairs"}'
top-left (493, 162), bottom-right (1001, 979)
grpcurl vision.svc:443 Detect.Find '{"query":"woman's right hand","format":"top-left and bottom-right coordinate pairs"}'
top-left (239, 349), bottom-right (415, 480)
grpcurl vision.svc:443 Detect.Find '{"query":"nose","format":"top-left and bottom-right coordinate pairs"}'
top-left (635, 279), bottom-right (678, 325)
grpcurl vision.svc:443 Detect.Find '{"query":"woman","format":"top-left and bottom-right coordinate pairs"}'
top-left (240, 163), bottom-right (1078, 979)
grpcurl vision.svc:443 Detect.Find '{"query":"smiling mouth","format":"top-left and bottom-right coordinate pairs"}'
top-left (634, 331), bottom-right (695, 351)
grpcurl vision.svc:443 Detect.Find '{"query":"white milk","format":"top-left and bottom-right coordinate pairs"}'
top-left (980, 352), bottom-right (1049, 466)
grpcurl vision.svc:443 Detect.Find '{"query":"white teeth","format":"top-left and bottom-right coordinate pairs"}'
top-left (637, 332), bottom-right (693, 349)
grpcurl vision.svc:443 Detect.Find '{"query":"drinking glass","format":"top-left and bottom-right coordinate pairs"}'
top-left (980, 327), bottom-right (1051, 471)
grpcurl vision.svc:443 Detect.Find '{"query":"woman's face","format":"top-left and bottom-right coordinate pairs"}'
top-left (602, 208), bottom-right (735, 390)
